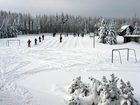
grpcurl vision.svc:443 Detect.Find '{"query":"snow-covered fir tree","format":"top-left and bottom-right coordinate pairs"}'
top-left (133, 22), bottom-right (140, 35)
top-left (98, 19), bottom-right (107, 43)
top-left (1, 10), bottom-right (140, 38)
top-left (126, 27), bottom-right (131, 35)
top-left (105, 23), bottom-right (117, 45)
top-left (0, 16), bottom-right (18, 38)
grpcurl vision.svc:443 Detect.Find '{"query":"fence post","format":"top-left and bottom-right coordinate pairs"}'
top-left (93, 34), bottom-right (95, 48)
top-left (8, 40), bottom-right (9, 46)
top-left (133, 49), bottom-right (137, 62)
top-left (112, 50), bottom-right (113, 63)
top-left (127, 48), bottom-right (129, 61)
top-left (19, 40), bottom-right (20, 46)
top-left (118, 51), bottom-right (122, 64)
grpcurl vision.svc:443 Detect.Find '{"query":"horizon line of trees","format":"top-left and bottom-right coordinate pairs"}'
top-left (0, 10), bottom-right (140, 38)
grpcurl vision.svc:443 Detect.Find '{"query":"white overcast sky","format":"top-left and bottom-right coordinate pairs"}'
top-left (0, 0), bottom-right (140, 17)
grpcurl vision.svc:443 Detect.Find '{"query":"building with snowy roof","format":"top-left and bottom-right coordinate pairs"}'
top-left (118, 25), bottom-right (140, 43)
top-left (119, 25), bottom-right (134, 36)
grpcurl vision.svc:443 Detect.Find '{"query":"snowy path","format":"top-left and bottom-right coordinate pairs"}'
top-left (0, 34), bottom-right (140, 105)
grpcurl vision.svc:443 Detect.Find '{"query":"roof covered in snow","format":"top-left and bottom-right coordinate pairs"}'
top-left (121, 25), bottom-right (130, 31)
top-left (119, 25), bottom-right (134, 36)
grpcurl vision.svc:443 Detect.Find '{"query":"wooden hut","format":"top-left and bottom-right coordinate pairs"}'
top-left (119, 25), bottom-right (134, 36)
top-left (119, 25), bottom-right (140, 43)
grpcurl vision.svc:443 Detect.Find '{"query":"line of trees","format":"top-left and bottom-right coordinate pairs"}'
top-left (0, 10), bottom-right (140, 38)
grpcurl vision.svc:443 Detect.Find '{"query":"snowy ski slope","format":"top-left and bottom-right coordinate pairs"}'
top-left (0, 33), bottom-right (140, 105)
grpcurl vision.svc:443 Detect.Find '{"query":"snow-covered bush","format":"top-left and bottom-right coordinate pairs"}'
top-left (68, 96), bottom-right (80, 105)
top-left (66, 74), bottom-right (139, 105)
top-left (68, 76), bottom-right (82, 94)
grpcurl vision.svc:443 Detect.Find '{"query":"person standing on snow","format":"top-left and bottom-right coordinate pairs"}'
top-left (60, 35), bottom-right (62, 43)
top-left (42, 35), bottom-right (45, 40)
top-left (34, 38), bottom-right (37, 45)
top-left (39, 36), bottom-right (41, 42)
top-left (27, 39), bottom-right (31, 47)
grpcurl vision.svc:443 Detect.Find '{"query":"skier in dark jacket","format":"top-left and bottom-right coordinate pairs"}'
top-left (66, 33), bottom-right (68, 37)
top-left (34, 38), bottom-right (37, 45)
top-left (42, 35), bottom-right (44, 40)
top-left (60, 35), bottom-right (62, 43)
top-left (53, 33), bottom-right (56, 37)
top-left (27, 39), bottom-right (31, 47)
top-left (39, 36), bottom-right (41, 42)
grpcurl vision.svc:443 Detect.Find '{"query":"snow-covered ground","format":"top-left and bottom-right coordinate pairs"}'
top-left (0, 33), bottom-right (140, 105)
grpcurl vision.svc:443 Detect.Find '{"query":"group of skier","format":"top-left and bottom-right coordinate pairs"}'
top-left (27, 35), bottom-right (45, 47)
top-left (73, 32), bottom-right (84, 37)
top-left (56, 33), bottom-right (85, 43)
top-left (52, 33), bottom-right (63, 43)
top-left (27, 33), bottom-right (64, 47)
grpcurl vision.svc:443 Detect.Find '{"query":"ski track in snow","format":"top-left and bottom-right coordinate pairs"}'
top-left (0, 34), bottom-right (140, 105)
